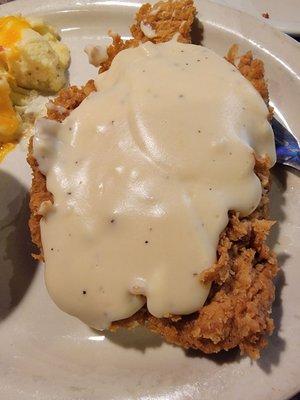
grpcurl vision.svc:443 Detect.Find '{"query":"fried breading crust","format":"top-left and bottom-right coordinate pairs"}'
top-left (99, 0), bottom-right (196, 72)
top-left (27, 79), bottom-right (96, 260)
top-left (27, 0), bottom-right (278, 359)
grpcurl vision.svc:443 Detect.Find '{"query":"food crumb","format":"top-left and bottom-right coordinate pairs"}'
top-left (262, 12), bottom-right (269, 19)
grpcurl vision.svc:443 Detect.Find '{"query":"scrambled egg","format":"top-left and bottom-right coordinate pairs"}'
top-left (0, 75), bottom-right (21, 142)
top-left (0, 15), bottom-right (70, 156)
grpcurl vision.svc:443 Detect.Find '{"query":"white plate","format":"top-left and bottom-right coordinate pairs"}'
top-left (211, 0), bottom-right (300, 34)
top-left (0, 1), bottom-right (300, 399)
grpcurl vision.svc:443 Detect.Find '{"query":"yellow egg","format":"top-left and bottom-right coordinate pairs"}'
top-left (0, 17), bottom-right (29, 151)
top-left (0, 16), bottom-right (70, 93)
top-left (0, 16), bottom-right (30, 48)
top-left (0, 141), bottom-right (16, 162)
top-left (0, 76), bottom-right (21, 143)
top-left (0, 15), bottom-right (70, 161)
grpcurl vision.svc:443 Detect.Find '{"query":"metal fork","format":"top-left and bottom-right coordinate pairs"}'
top-left (272, 118), bottom-right (300, 171)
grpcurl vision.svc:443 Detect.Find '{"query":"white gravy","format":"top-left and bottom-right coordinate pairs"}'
top-left (33, 41), bottom-right (276, 330)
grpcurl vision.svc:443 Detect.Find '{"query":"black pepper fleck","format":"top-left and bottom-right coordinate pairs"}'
top-left (110, 219), bottom-right (115, 223)
top-left (181, 50), bottom-right (184, 53)
top-left (82, 290), bottom-right (87, 295)
top-left (50, 248), bottom-right (54, 251)
top-left (198, 129), bottom-right (201, 133)
top-left (185, 63), bottom-right (189, 66)
top-left (145, 240), bottom-right (149, 244)
top-left (67, 192), bottom-right (72, 195)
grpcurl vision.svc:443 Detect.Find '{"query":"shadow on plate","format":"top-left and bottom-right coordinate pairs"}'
top-left (191, 17), bottom-right (203, 45)
top-left (101, 327), bottom-right (164, 352)
top-left (0, 170), bottom-right (37, 322)
top-left (257, 265), bottom-right (286, 374)
top-left (257, 164), bottom-right (298, 373)
top-left (105, 326), bottom-right (240, 365)
top-left (185, 347), bottom-right (240, 365)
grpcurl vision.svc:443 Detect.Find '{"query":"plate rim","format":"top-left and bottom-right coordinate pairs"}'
top-left (1, 0), bottom-right (300, 34)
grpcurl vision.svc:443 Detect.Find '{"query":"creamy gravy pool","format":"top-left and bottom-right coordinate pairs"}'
top-left (33, 41), bottom-right (276, 329)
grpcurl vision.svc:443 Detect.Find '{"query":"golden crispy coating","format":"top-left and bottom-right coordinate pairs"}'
top-left (226, 44), bottom-right (269, 104)
top-left (27, 138), bottom-right (52, 261)
top-left (47, 80), bottom-right (96, 122)
top-left (27, 0), bottom-right (278, 359)
top-left (99, 0), bottom-right (196, 72)
top-left (130, 0), bottom-right (196, 43)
